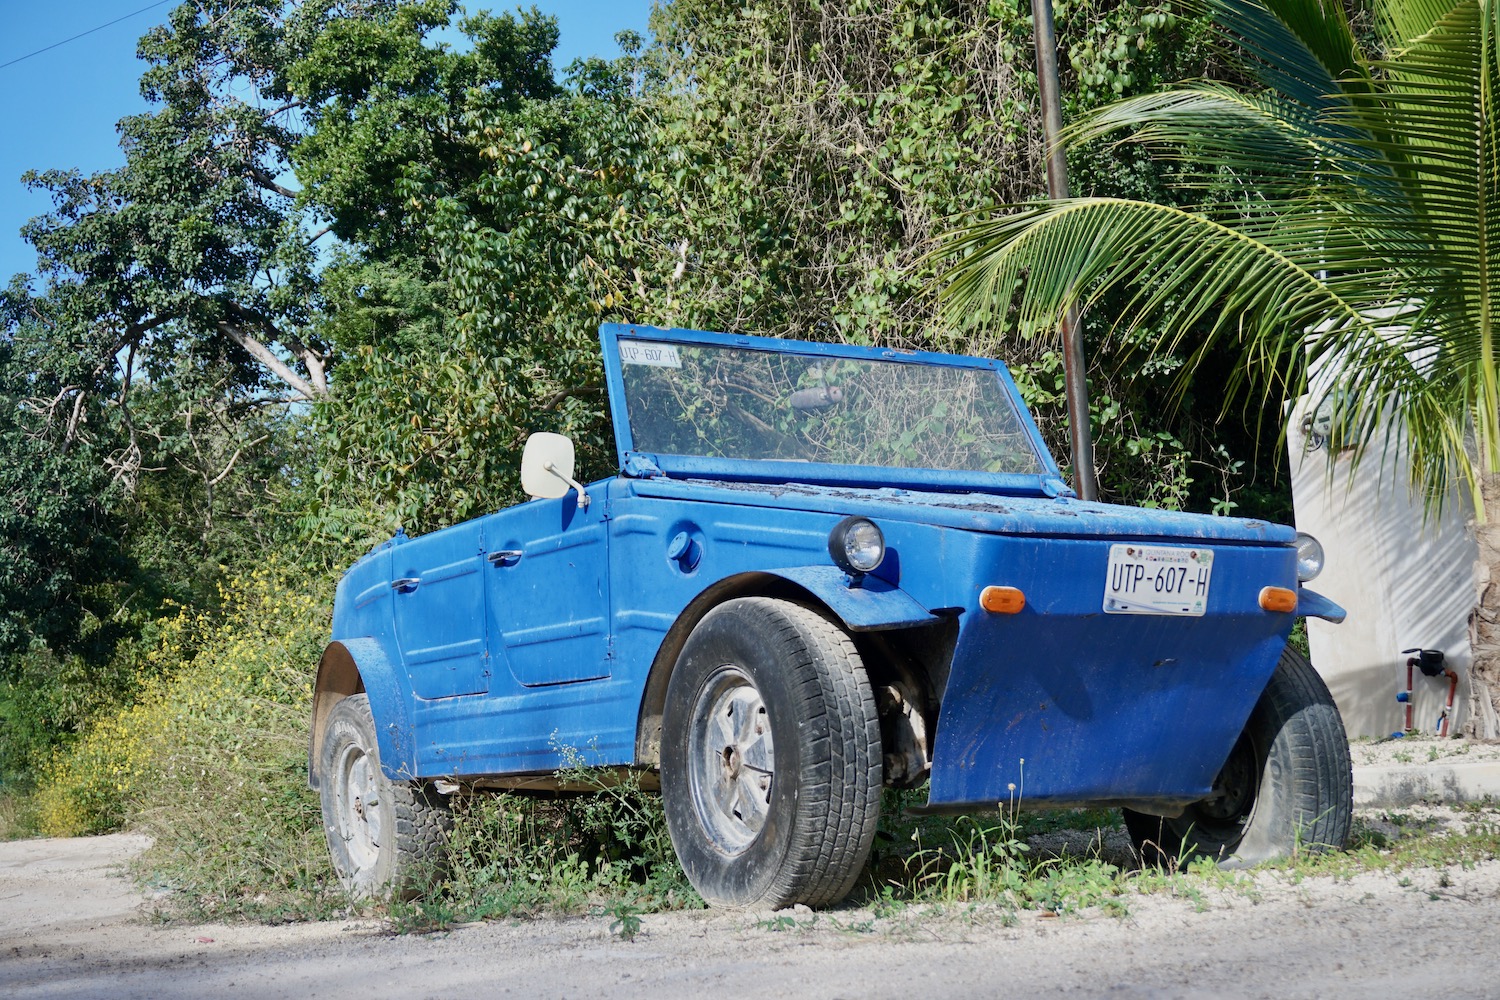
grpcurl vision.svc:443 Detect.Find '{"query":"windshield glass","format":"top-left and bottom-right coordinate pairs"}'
top-left (617, 340), bottom-right (1044, 475)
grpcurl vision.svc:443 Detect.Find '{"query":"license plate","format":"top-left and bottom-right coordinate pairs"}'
top-left (1103, 544), bottom-right (1214, 616)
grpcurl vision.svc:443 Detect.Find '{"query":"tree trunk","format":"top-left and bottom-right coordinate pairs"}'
top-left (1465, 473), bottom-right (1500, 737)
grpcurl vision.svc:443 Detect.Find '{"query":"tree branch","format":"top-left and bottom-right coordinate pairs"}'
top-left (206, 434), bottom-right (269, 488)
top-left (248, 165), bottom-right (299, 199)
top-left (218, 322), bottom-right (322, 400)
top-left (281, 333), bottom-right (329, 395)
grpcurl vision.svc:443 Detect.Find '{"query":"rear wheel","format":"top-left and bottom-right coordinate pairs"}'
top-left (1125, 646), bottom-right (1352, 868)
top-left (319, 694), bottom-right (452, 898)
top-left (660, 598), bottom-right (882, 908)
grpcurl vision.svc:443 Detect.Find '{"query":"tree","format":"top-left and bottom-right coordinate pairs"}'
top-left (295, 22), bottom-right (661, 545)
top-left (0, 0), bottom-right (585, 778)
top-left (9, 0), bottom-right (326, 407)
top-left (935, 0), bottom-right (1500, 733)
top-left (0, 311), bottom-right (129, 663)
top-left (2, 1), bottom-right (584, 555)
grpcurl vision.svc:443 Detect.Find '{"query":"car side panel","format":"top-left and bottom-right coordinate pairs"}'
top-left (330, 546), bottom-right (395, 650)
top-left (605, 487), bottom-right (842, 718)
top-left (404, 484), bottom-right (624, 776)
top-left (390, 520), bottom-right (489, 698)
top-left (481, 496), bottom-right (611, 687)
top-left (403, 483), bottom-right (871, 778)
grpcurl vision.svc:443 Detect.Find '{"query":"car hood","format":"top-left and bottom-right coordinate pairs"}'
top-left (625, 478), bottom-right (1293, 545)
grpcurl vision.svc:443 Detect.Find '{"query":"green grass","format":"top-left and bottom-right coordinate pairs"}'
top-left (844, 790), bottom-right (1500, 925)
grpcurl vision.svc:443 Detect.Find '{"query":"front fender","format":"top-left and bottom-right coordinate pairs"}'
top-left (308, 637), bottom-right (417, 787)
top-left (767, 565), bottom-right (939, 631)
top-left (1297, 587), bottom-right (1346, 624)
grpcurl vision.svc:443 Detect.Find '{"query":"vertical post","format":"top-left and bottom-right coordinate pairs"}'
top-left (1030, 0), bottom-right (1098, 501)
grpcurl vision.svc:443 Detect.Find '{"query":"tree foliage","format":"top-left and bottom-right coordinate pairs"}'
top-left (0, 316), bottom-right (127, 663)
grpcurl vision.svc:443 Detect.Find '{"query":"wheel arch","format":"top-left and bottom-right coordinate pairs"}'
top-left (309, 638), bottom-right (415, 788)
top-left (633, 571), bottom-right (953, 774)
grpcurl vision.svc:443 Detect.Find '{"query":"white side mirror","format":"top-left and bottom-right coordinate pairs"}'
top-left (521, 433), bottom-right (590, 508)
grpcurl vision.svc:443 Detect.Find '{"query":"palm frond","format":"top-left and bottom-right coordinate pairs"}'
top-left (938, 197), bottom-right (1390, 361)
top-left (1193, 0), bottom-right (1369, 108)
top-left (1376, 0), bottom-right (1476, 53)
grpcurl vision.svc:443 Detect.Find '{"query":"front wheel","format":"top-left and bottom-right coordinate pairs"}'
top-left (318, 694), bottom-right (452, 898)
top-left (660, 598), bottom-right (882, 908)
top-left (1125, 646), bottom-right (1352, 868)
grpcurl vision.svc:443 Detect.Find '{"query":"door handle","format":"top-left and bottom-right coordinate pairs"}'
top-left (487, 550), bottom-right (524, 567)
top-left (391, 577), bottom-right (420, 593)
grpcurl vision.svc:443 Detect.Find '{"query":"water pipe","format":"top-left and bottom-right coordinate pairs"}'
top-left (1437, 668), bottom-right (1459, 738)
top-left (1395, 655), bottom-right (1415, 733)
top-left (1397, 648), bottom-right (1453, 737)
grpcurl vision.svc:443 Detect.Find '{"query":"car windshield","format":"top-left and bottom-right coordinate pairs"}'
top-left (617, 340), bottom-right (1045, 475)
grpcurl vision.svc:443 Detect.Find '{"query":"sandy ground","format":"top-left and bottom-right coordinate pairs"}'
top-left (4, 816), bottom-right (1500, 1000)
top-left (1348, 732), bottom-right (1500, 767)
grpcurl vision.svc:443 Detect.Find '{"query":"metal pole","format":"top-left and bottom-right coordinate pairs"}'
top-left (1030, 0), bottom-right (1098, 501)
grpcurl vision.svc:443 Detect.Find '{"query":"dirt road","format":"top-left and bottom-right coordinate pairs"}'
top-left (3, 831), bottom-right (1499, 999)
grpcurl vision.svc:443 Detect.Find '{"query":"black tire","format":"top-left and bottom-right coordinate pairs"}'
top-left (660, 597), bottom-right (882, 909)
top-left (1124, 646), bottom-right (1353, 868)
top-left (318, 694), bottom-right (452, 898)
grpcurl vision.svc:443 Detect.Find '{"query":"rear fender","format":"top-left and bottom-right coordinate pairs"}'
top-left (308, 638), bottom-right (416, 788)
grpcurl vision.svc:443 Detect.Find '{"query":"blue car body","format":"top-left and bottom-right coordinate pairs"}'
top-left (312, 323), bottom-right (1342, 814)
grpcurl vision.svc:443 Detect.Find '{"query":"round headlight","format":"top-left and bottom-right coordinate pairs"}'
top-left (1295, 532), bottom-right (1324, 582)
top-left (828, 516), bottom-right (885, 575)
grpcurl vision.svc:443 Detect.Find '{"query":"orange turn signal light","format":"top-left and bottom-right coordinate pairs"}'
top-left (980, 586), bottom-right (1026, 614)
top-left (1259, 586), bottom-right (1298, 613)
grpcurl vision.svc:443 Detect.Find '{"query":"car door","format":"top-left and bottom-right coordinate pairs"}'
top-left (482, 489), bottom-right (612, 687)
top-left (390, 520), bottom-right (490, 699)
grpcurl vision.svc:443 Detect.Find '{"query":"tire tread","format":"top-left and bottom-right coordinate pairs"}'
top-left (319, 694), bottom-right (452, 899)
top-left (1124, 646), bottom-right (1352, 868)
top-left (662, 597), bottom-right (882, 909)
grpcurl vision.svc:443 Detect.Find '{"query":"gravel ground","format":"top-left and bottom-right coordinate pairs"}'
top-left (4, 789), bottom-right (1500, 1000)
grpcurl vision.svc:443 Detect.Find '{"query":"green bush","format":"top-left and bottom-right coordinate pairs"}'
top-left (33, 560), bottom-right (338, 918)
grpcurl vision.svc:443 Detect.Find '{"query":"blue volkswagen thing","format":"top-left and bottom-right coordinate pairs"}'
top-left (310, 323), bottom-right (1352, 906)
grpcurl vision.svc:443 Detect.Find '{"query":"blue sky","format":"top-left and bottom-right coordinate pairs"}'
top-left (0, 1), bottom-right (653, 286)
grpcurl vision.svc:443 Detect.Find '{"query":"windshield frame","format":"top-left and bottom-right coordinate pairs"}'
top-left (599, 324), bottom-right (1067, 496)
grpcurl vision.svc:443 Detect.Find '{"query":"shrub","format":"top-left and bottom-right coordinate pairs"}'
top-left (34, 561), bottom-right (337, 918)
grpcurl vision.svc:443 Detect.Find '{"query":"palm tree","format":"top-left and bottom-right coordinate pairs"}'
top-left (937, 0), bottom-right (1500, 736)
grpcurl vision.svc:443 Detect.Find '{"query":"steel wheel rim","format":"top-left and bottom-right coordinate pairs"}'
top-left (1188, 730), bottom-right (1262, 838)
top-left (334, 741), bottom-right (383, 870)
top-left (687, 664), bottom-right (775, 855)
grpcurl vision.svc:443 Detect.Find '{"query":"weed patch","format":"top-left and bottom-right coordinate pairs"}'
top-left (0, 787), bottom-right (39, 840)
top-left (1267, 804), bottom-right (1500, 880)
top-left (865, 787), bottom-right (1129, 918)
top-left (402, 765), bottom-right (701, 929)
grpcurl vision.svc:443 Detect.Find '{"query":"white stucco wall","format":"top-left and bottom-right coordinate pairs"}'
top-left (1287, 396), bottom-right (1475, 738)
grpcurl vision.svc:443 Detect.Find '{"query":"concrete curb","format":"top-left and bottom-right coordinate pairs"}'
top-left (1352, 761), bottom-right (1500, 808)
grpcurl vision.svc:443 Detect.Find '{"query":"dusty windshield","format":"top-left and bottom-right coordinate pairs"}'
top-left (617, 340), bottom-right (1045, 474)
